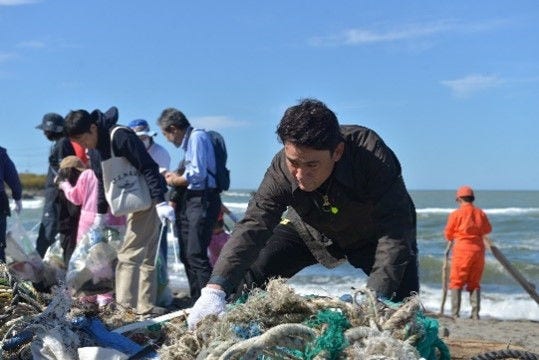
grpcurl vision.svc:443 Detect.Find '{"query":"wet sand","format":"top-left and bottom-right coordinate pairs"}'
top-left (434, 315), bottom-right (539, 358)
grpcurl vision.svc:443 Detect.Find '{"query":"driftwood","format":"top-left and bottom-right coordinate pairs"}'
top-left (440, 242), bottom-right (452, 315)
top-left (485, 238), bottom-right (539, 305)
top-left (444, 339), bottom-right (529, 360)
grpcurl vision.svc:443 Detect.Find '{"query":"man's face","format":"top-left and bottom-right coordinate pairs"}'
top-left (161, 126), bottom-right (185, 148)
top-left (70, 123), bottom-right (98, 149)
top-left (284, 141), bottom-right (344, 192)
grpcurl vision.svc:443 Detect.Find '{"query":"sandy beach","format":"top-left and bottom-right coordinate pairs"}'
top-left (432, 314), bottom-right (539, 358)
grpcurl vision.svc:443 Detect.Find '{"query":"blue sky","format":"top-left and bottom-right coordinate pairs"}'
top-left (1, 1), bottom-right (538, 190)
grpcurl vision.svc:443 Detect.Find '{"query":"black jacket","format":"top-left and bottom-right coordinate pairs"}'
top-left (210, 125), bottom-right (417, 297)
top-left (89, 107), bottom-right (166, 214)
top-left (46, 137), bottom-right (75, 190)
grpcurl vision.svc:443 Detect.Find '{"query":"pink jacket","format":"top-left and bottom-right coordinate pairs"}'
top-left (60, 169), bottom-right (124, 242)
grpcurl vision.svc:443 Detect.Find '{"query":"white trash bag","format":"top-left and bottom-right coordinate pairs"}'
top-left (66, 228), bottom-right (118, 296)
top-left (5, 217), bottom-right (44, 282)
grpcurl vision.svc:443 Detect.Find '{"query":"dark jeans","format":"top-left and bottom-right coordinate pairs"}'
top-left (36, 188), bottom-right (60, 258)
top-left (236, 222), bottom-right (419, 302)
top-left (179, 190), bottom-right (221, 302)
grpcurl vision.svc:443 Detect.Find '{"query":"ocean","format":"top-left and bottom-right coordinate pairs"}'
top-left (11, 189), bottom-right (539, 321)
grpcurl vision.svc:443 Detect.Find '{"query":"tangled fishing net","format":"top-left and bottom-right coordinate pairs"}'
top-left (157, 279), bottom-right (449, 360)
top-left (2, 263), bottom-right (449, 360)
top-left (1, 262), bottom-right (140, 359)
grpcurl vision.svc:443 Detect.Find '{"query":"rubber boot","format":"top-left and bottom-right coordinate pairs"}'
top-left (470, 288), bottom-right (480, 320)
top-left (451, 289), bottom-right (462, 318)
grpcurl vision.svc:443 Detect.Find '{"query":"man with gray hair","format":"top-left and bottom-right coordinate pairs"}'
top-left (157, 107), bottom-right (222, 304)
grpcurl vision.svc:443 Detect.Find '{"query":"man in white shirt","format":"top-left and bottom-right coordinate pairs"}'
top-left (128, 119), bottom-right (171, 172)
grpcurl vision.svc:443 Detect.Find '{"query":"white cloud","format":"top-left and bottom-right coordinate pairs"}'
top-left (310, 19), bottom-right (507, 47)
top-left (192, 116), bottom-right (248, 129)
top-left (0, 0), bottom-right (40, 5)
top-left (0, 52), bottom-right (17, 63)
top-left (17, 40), bottom-right (46, 49)
top-left (344, 22), bottom-right (453, 45)
top-left (441, 74), bottom-right (503, 98)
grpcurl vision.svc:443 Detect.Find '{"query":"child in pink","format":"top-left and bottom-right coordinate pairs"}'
top-left (58, 156), bottom-right (124, 306)
top-left (58, 157), bottom-right (125, 240)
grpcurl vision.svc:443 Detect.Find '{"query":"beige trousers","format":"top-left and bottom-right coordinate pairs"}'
top-left (115, 204), bottom-right (160, 314)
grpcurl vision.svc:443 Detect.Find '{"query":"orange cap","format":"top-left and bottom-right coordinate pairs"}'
top-left (456, 185), bottom-right (474, 198)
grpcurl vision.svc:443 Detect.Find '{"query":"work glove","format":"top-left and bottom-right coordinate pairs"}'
top-left (187, 287), bottom-right (226, 330)
top-left (156, 201), bottom-right (175, 222)
top-left (92, 214), bottom-right (106, 229)
top-left (14, 200), bottom-right (22, 214)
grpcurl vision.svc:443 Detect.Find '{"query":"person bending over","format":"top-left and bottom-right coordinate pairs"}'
top-left (188, 98), bottom-right (419, 329)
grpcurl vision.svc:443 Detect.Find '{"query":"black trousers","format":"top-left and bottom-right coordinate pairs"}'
top-left (179, 190), bottom-right (221, 303)
top-left (236, 222), bottom-right (419, 302)
top-left (35, 187), bottom-right (60, 258)
top-left (0, 191), bottom-right (9, 262)
top-left (0, 214), bottom-right (6, 263)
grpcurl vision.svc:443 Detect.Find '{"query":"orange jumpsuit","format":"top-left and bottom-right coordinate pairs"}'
top-left (444, 202), bottom-right (492, 291)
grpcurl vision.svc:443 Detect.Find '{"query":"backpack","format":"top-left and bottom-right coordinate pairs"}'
top-left (206, 130), bottom-right (230, 192)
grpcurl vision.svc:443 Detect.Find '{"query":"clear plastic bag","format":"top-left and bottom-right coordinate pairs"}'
top-left (5, 216), bottom-right (44, 282)
top-left (66, 228), bottom-right (118, 296)
top-left (42, 236), bottom-right (67, 286)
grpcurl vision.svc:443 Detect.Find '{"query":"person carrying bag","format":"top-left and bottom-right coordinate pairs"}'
top-left (64, 107), bottom-right (175, 316)
top-left (102, 127), bottom-right (152, 216)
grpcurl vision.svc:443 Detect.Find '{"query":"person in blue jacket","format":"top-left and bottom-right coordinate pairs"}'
top-left (0, 146), bottom-right (22, 263)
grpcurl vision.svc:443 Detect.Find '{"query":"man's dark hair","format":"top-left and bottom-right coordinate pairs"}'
top-left (276, 98), bottom-right (342, 152)
top-left (157, 108), bottom-right (191, 131)
top-left (64, 110), bottom-right (94, 137)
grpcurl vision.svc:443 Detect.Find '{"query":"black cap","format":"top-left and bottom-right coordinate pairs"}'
top-left (36, 113), bottom-right (64, 133)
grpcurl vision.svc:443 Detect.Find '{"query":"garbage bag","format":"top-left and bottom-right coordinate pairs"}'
top-left (66, 228), bottom-right (118, 296)
top-left (5, 217), bottom-right (44, 282)
top-left (41, 236), bottom-right (67, 286)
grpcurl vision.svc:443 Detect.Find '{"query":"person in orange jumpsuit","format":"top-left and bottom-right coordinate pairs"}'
top-left (444, 185), bottom-right (492, 319)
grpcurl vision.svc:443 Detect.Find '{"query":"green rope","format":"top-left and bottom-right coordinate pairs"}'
top-left (289, 309), bottom-right (350, 360)
top-left (414, 313), bottom-right (451, 360)
top-left (235, 292), bottom-right (249, 305)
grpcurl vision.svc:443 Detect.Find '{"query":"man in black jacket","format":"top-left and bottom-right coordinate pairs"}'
top-left (64, 107), bottom-right (175, 315)
top-left (35, 113), bottom-right (76, 258)
top-left (187, 98), bottom-right (419, 329)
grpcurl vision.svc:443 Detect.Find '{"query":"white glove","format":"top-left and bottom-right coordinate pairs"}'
top-left (14, 199), bottom-right (22, 214)
top-left (156, 201), bottom-right (175, 222)
top-left (92, 214), bottom-right (106, 229)
top-left (187, 287), bottom-right (226, 330)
